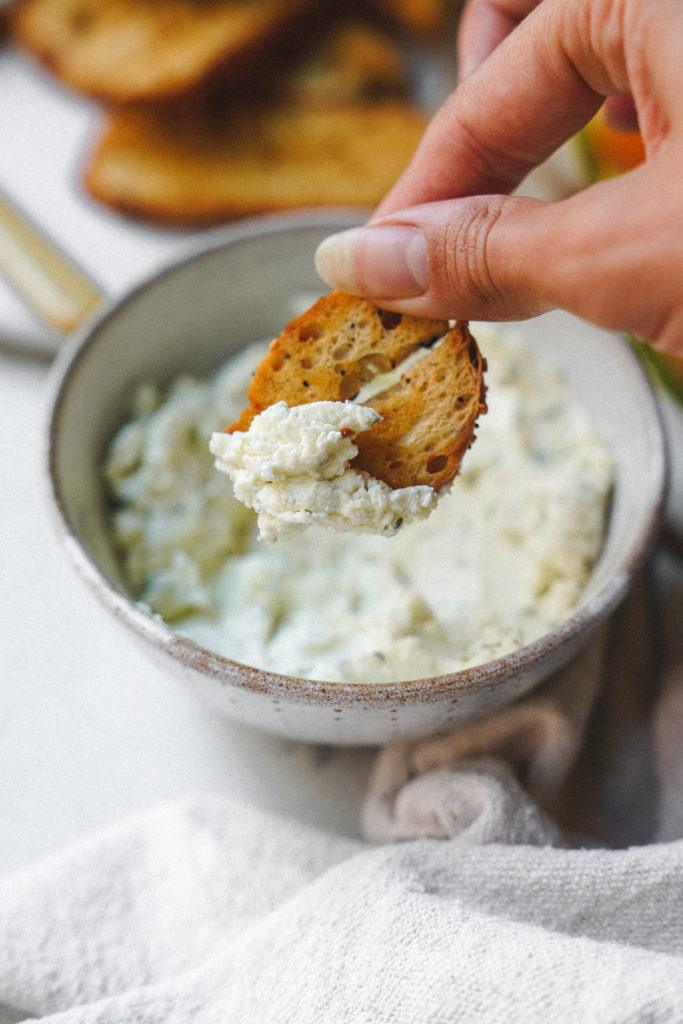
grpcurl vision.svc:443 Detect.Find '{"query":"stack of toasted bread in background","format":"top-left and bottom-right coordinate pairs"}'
top-left (9, 0), bottom-right (451, 226)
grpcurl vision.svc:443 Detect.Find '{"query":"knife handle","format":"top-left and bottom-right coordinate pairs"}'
top-left (0, 188), bottom-right (103, 335)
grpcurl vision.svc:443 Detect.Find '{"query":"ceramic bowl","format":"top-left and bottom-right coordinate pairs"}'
top-left (47, 212), bottom-right (667, 745)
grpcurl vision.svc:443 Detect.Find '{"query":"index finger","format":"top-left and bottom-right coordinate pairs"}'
top-left (375, 0), bottom-right (619, 218)
top-left (457, 0), bottom-right (539, 81)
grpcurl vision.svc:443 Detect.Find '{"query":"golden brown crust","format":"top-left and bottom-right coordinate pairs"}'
top-left (84, 102), bottom-right (427, 226)
top-left (227, 291), bottom-right (487, 491)
top-left (12, 0), bottom-right (315, 104)
top-left (228, 291), bottom-right (448, 432)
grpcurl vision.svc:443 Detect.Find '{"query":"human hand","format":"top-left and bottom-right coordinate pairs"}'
top-left (315, 0), bottom-right (683, 356)
top-left (456, 0), bottom-right (638, 128)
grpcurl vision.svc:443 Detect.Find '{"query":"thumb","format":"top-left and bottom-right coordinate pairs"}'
top-left (314, 195), bottom-right (559, 323)
top-left (314, 171), bottom-right (672, 346)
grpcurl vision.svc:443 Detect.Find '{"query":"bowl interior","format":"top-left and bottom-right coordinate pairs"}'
top-left (48, 216), bottom-right (666, 676)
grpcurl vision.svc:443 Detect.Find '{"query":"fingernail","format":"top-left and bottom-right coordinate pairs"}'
top-left (315, 225), bottom-right (429, 299)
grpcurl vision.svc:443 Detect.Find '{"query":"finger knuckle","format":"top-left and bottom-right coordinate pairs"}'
top-left (448, 107), bottom-right (533, 192)
top-left (580, 0), bottom-right (631, 88)
top-left (441, 199), bottom-right (507, 312)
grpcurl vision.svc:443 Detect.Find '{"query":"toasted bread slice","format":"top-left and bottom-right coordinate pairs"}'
top-left (288, 21), bottom-right (408, 106)
top-left (12, 0), bottom-right (314, 104)
top-left (228, 291), bottom-right (449, 433)
top-left (357, 322), bottom-right (487, 490)
top-left (85, 103), bottom-right (427, 225)
top-left (227, 291), bottom-right (486, 491)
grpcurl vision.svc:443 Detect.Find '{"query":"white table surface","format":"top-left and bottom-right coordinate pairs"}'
top-left (0, 49), bottom-right (375, 876)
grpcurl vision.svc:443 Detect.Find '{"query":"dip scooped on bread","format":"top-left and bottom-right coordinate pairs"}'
top-left (211, 291), bottom-right (487, 540)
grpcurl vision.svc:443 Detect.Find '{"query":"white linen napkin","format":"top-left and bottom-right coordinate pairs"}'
top-left (2, 553), bottom-right (682, 1024)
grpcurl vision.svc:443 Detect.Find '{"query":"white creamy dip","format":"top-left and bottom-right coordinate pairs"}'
top-left (209, 400), bottom-right (436, 541)
top-left (105, 327), bottom-right (613, 683)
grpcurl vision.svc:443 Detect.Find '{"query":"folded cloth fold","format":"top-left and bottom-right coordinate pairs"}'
top-left (2, 796), bottom-right (683, 1024)
top-left (2, 559), bottom-right (683, 1023)
top-left (363, 633), bottom-right (604, 843)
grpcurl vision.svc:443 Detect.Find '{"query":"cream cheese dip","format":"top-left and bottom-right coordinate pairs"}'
top-left (105, 327), bottom-right (613, 683)
top-left (209, 400), bottom-right (437, 542)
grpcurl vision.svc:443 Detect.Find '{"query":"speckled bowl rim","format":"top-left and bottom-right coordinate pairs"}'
top-left (46, 210), bottom-right (669, 709)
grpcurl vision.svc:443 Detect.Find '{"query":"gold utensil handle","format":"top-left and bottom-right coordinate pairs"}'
top-left (0, 188), bottom-right (103, 334)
